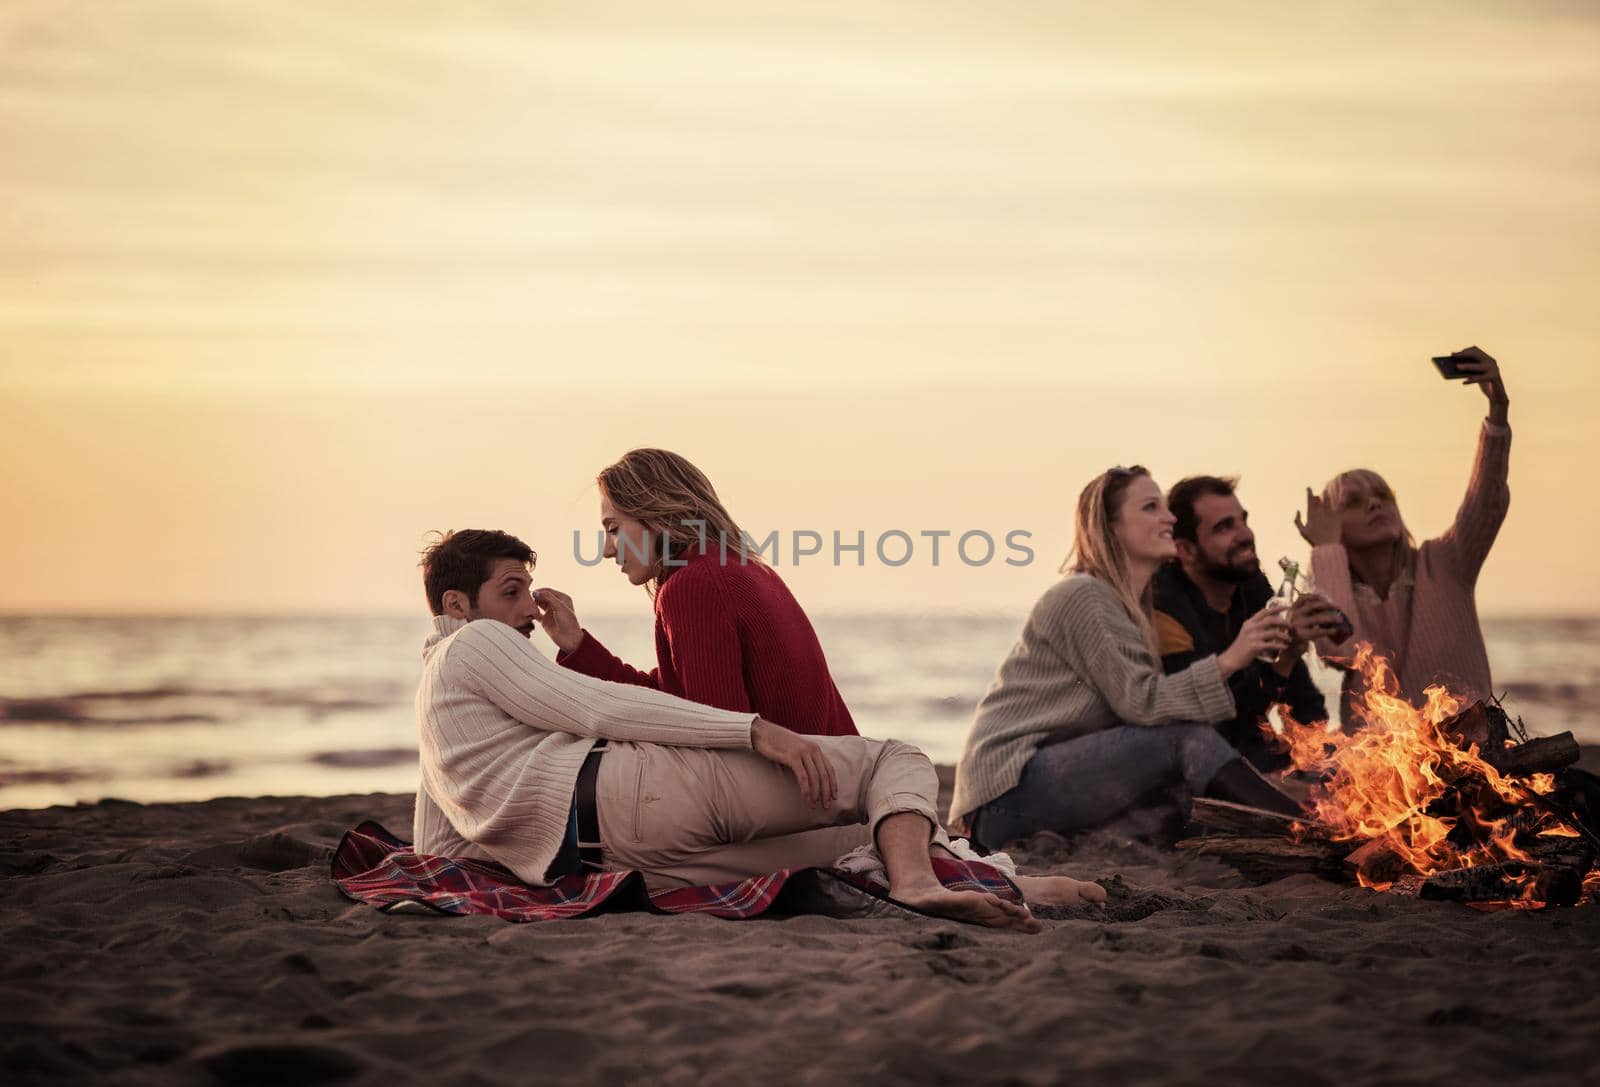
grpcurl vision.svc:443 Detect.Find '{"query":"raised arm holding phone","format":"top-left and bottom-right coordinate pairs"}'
top-left (1297, 346), bottom-right (1511, 724)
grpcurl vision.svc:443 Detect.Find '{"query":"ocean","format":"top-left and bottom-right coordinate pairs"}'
top-left (2, 613), bottom-right (1597, 810)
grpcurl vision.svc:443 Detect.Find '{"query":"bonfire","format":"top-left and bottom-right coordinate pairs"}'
top-left (1180, 645), bottom-right (1600, 910)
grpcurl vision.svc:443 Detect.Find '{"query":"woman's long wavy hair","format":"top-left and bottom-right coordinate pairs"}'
top-left (598, 448), bottom-right (752, 597)
top-left (1319, 468), bottom-right (1417, 590)
top-left (1061, 465), bottom-right (1161, 656)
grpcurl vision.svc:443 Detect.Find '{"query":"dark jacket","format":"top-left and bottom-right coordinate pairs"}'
top-left (1152, 563), bottom-right (1327, 771)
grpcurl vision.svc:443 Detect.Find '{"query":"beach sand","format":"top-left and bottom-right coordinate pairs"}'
top-left (3, 761), bottom-right (1598, 1086)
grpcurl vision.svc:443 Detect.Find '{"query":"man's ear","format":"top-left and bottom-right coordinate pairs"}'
top-left (442, 589), bottom-right (471, 618)
top-left (1173, 539), bottom-right (1198, 565)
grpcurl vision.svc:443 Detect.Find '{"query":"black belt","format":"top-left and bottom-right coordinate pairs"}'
top-left (574, 739), bottom-right (607, 871)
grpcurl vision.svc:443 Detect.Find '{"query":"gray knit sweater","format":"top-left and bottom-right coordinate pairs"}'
top-left (948, 574), bottom-right (1236, 827)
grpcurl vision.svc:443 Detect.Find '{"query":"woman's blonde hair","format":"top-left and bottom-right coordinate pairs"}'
top-left (598, 448), bottom-right (752, 596)
top-left (1319, 468), bottom-right (1417, 589)
top-left (1061, 465), bottom-right (1161, 656)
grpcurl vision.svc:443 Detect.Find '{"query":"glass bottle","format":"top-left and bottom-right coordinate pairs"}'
top-left (1257, 558), bottom-right (1299, 662)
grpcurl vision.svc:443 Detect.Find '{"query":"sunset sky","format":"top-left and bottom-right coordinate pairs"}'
top-left (2, 1), bottom-right (1597, 617)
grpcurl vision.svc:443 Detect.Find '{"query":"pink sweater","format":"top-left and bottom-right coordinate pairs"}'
top-left (1311, 419), bottom-right (1511, 722)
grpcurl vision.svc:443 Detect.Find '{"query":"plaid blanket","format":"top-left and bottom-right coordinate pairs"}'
top-left (332, 821), bottom-right (1021, 923)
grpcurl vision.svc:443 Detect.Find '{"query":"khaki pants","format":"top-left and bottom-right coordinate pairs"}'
top-left (593, 736), bottom-right (947, 889)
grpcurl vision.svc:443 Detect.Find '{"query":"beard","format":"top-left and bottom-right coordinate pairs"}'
top-left (1196, 544), bottom-right (1260, 584)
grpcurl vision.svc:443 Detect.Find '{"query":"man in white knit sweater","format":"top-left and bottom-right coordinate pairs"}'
top-left (412, 528), bottom-right (1071, 931)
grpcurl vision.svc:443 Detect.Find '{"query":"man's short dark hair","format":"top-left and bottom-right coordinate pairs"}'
top-left (420, 529), bottom-right (536, 615)
top-left (1165, 476), bottom-right (1239, 543)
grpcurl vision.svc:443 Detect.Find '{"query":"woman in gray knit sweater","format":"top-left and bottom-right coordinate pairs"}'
top-left (950, 466), bottom-right (1306, 849)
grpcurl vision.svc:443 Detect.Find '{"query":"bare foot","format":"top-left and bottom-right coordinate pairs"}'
top-left (891, 886), bottom-right (1044, 933)
top-left (1013, 874), bottom-right (1108, 907)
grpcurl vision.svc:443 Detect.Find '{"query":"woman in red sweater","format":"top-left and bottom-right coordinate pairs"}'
top-left (534, 448), bottom-right (859, 737)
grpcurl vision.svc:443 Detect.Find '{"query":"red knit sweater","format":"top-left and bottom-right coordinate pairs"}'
top-left (556, 550), bottom-right (859, 737)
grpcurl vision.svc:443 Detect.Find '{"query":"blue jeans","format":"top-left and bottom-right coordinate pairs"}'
top-left (970, 724), bottom-right (1239, 850)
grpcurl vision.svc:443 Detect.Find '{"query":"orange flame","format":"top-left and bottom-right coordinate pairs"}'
top-left (1269, 644), bottom-right (1586, 906)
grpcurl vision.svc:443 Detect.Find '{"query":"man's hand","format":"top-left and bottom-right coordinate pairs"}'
top-left (532, 588), bottom-right (586, 655)
top-left (1273, 592), bottom-right (1346, 674)
top-left (751, 718), bottom-right (837, 809)
top-left (1288, 592), bottom-right (1347, 644)
top-left (1294, 487), bottom-right (1341, 547)
top-left (1217, 606), bottom-right (1291, 678)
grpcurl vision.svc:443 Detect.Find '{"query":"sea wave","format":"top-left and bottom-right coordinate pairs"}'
top-left (0, 698), bottom-right (222, 726)
top-left (0, 765), bottom-right (107, 787)
top-left (171, 759), bottom-right (233, 779)
top-left (1, 613), bottom-right (1595, 808)
top-left (0, 684), bottom-right (409, 727)
top-left (1499, 681), bottom-right (1600, 711)
top-left (309, 748), bottom-right (417, 769)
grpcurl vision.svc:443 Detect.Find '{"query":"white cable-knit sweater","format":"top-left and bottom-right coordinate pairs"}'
top-left (414, 616), bottom-right (756, 884)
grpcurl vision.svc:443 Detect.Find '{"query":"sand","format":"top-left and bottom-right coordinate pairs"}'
top-left (3, 764), bottom-right (1598, 1086)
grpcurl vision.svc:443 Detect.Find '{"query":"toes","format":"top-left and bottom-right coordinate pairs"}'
top-left (992, 894), bottom-right (1032, 919)
top-left (898, 888), bottom-right (1043, 933)
top-left (987, 895), bottom-right (1040, 932)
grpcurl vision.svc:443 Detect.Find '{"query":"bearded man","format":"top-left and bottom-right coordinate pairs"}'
top-left (1153, 477), bottom-right (1340, 771)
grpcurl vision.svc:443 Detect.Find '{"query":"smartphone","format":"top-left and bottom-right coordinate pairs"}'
top-left (1432, 354), bottom-right (1469, 379)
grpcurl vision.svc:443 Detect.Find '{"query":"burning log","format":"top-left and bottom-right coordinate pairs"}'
top-left (1439, 701), bottom-right (1510, 756)
top-left (1544, 769), bottom-right (1600, 851)
top-left (1484, 732), bottom-right (1580, 777)
top-left (1343, 838), bottom-right (1408, 887)
top-left (1448, 811), bottom-right (1524, 851)
top-left (1522, 840), bottom-right (1596, 877)
top-left (1418, 862), bottom-right (1584, 908)
top-left (1206, 648), bottom-right (1600, 906)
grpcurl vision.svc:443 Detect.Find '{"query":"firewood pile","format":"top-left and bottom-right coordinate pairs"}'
top-left (1180, 700), bottom-right (1600, 910)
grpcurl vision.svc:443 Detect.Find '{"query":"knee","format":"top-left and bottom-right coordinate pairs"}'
top-left (880, 737), bottom-right (931, 766)
top-left (875, 737), bottom-right (937, 788)
top-left (1173, 723), bottom-right (1238, 771)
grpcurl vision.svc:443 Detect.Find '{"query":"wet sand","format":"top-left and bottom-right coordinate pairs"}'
top-left (2, 761), bottom-right (1598, 1085)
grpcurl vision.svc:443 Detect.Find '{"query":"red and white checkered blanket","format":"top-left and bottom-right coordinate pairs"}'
top-left (332, 821), bottom-right (1021, 922)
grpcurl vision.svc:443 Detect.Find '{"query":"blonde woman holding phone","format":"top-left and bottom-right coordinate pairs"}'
top-left (1298, 346), bottom-right (1511, 723)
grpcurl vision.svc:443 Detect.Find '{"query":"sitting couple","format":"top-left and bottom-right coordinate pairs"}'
top-left (413, 449), bottom-right (1104, 933)
top-left (951, 347), bottom-right (1511, 846)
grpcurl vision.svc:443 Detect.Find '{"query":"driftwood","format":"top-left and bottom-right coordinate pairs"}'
top-left (1184, 798), bottom-right (1329, 840)
top-left (1175, 834), bottom-right (1348, 883)
top-left (1485, 732), bottom-right (1580, 777)
top-left (1181, 800), bottom-right (1345, 882)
